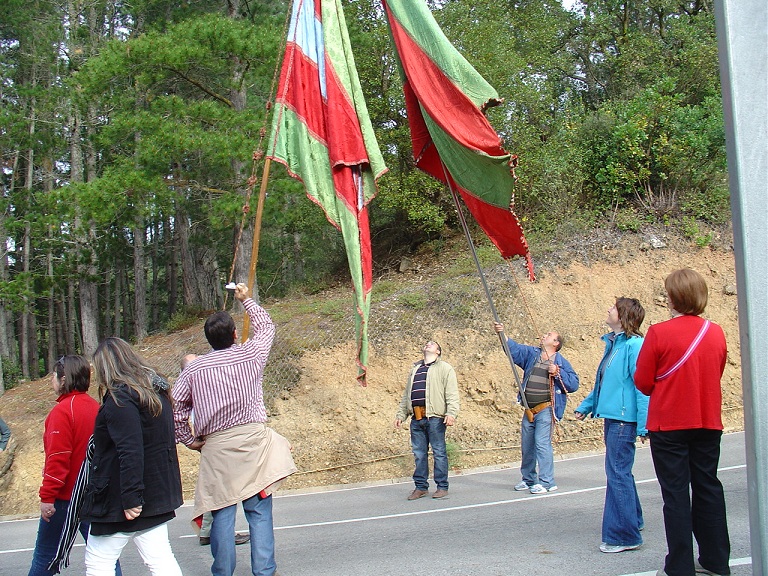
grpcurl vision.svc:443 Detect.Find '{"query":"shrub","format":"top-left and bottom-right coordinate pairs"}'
top-left (1, 357), bottom-right (23, 391)
top-left (165, 308), bottom-right (206, 332)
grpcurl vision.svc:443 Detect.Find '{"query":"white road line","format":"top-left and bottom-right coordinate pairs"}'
top-left (0, 542), bottom-right (84, 555)
top-left (265, 465), bottom-right (746, 531)
top-left (619, 556), bottom-right (752, 576)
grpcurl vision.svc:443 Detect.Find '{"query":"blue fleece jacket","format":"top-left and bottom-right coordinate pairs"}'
top-left (504, 338), bottom-right (579, 420)
top-left (576, 332), bottom-right (649, 435)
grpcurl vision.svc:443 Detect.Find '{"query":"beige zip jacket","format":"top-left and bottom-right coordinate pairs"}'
top-left (396, 358), bottom-right (460, 422)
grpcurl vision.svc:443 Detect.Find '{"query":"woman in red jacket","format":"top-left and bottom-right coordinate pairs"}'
top-left (28, 355), bottom-right (121, 576)
top-left (635, 268), bottom-right (730, 576)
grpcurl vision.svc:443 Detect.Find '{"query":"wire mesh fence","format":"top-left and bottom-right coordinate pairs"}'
top-left (148, 254), bottom-right (544, 406)
top-left (260, 256), bottom-right (543, 406)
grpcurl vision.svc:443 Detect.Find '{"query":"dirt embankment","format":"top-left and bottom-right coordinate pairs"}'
top-left (0, 231), bottom-right (743, 517)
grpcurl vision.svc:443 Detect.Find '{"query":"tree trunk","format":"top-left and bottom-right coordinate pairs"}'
top-left (113, 268), bottom-right (122, 338)
top-left (151, 219), bottom-right (159, 330)
top-left (0, 153), bottom-right (16, 365)
top-left (104, 267), bottom-right (112, 336)
top-left (67, 0), bottom-right (99, 357)
top-left (177, 200), bottom-right (197, 308)
top-left (197, 247), bottom-right (222, 310)
top-left (167, 215), bottom-right (177, 318)
top-left (228, 1), bottom-right (256, 296)
top-left (57, 298), bottom-right (73, 353)
top-left (47, 247), bottom-right (56, 370)
top-left (67, 282), bottom-right (79, 352)
top-left (29, 312), bottom-right (39, 379)
top-left (133, 224), bottom-right (147, 341)
top-left (79, 266), bottom-right (100, 356)
top-left (21, 220), bottom-right (32, 379)
top-left (21, 86), bottom-right (36, 378)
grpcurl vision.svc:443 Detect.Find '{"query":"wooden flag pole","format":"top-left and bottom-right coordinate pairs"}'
top-left (241, 156), bottom-right (272, 342)
top-left (439, 162), bottom-right (531, 417)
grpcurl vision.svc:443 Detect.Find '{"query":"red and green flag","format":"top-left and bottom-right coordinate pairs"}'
top-left (382, 0), bottom-right (533, 278)
top-left (268, 0), bottom-right (387, 385)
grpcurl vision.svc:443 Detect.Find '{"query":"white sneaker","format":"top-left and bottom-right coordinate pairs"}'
top-left (600, 543), bottom-right (641, 553)
top-left (514, 481), bottom-right (530, 491)
top-left (529, 484), bottom-right (557, 494)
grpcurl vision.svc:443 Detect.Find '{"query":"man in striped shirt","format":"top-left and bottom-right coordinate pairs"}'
top-left (394, 340), bottom-right (460, 500)
top-left (173, 283), bottom-right (296, 576)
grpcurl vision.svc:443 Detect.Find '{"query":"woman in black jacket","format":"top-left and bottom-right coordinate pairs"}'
top-left (82, 337), bottom-right (183, 576)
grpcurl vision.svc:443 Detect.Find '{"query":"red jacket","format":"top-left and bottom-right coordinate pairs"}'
top-left (634, 315), bottom-right (727, 432)
top-left (40, 391), bottom-right (99, 503)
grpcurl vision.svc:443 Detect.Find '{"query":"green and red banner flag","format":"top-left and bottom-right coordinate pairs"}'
top-left (382, 0), bottom-right (534, 279)
top-left (268, 0), bottom-right (387, 385)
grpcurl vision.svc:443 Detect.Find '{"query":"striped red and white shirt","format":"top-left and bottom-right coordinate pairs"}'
top-left (172, 298), bottom-right (276, 446)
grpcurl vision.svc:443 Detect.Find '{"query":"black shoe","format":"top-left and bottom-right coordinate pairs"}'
top-left (200, 534), bottom-right (250, 546)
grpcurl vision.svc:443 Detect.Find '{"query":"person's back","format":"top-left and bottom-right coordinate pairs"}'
top-left (633, 268), bottom-right (730, 576)
top-left (173, 292), bottom-right (275, 443)
top-left (172, 284), bottom-right (295, 576)
top-left (42, 391), bottom-right (99, 502)
top-left (636, 315), bottom-right (726, 431)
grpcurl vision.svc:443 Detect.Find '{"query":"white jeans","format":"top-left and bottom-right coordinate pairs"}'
top-left (85, 522), bottom-right (182, 576)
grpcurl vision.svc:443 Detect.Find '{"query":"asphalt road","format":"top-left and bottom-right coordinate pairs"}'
top-left (0, 432), bottom-right (752, 575)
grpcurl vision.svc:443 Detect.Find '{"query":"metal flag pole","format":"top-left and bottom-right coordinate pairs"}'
top-left (439, 162), bottom-right (532, 420)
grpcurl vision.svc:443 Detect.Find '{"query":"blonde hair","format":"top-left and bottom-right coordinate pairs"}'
top-left (92, 337), bottom-right (165, 417)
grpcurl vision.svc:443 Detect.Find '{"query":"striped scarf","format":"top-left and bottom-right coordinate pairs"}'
top-left (47, 436), bottom-right (93, 574)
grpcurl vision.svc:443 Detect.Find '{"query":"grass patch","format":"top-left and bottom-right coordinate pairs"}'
top-left (398, 292), bottom-right (428, 310)
top-left (446, 440), bottom-right (462, 468)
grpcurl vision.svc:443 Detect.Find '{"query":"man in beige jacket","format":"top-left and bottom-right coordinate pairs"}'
top-left (394, 340), bottom-right (460, 500)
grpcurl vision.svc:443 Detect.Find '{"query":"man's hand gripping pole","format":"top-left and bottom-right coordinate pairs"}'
top-left (495, 323), bottom-right (533, 423)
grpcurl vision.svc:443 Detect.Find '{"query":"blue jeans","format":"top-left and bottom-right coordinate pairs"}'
top-left (603, 419), bottom-right (643, 547)
top-left (650, 429), bottom-right (730, 576)
top-left (211, 493), bottom-right (276, 576)
top-left (28, 499), bottom-right (122, 576)
top-left (410, 416), bottom-right (448, 490)
top-left (520, 409), bottom-right (554, 488)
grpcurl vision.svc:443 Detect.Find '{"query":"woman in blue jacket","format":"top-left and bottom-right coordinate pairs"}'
top-left (576, 297), bottom-right (649, 554)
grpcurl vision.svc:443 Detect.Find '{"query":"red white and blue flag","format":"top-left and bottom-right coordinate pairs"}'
top-left (268, 0), bottom-right (387, 385)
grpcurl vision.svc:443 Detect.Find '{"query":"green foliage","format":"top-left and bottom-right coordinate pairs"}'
top-left (614, 207), bottom-right (646, 232)
top-left (398, 292), bottom-right (429, 310)
top-left (2, 358), bottom-right (23, 391)
top-left (319, 299), bottom-right (350, 320)
top-left (0, 0), bottom-right (731, 379)
top-left (681, 216), bottom-right (713, 247)
top-left (165, 308), bottom-right (207, 333)
top-left (256, 169), bottom-right (350, 298)
top-left (577, 78), bottom-right (726, 222)
top-left (679, 183), bottom-right (731, 224)
top-left (446, 440), bottom-right (461, 469)
top-left (444, 245), bottom-right (499, 276)
top-left (371, 280), bottom-right (401, 300)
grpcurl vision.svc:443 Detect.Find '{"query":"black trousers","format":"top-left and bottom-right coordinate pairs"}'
top-left (649, 429), bottom-right (731, 576)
